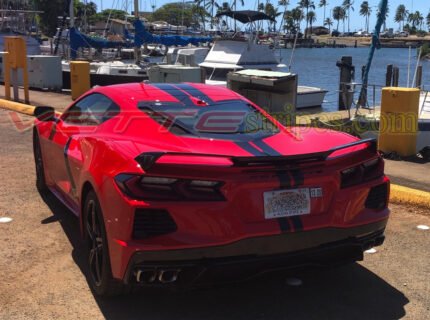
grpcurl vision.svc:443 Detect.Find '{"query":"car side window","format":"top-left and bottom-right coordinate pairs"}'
top-left (63, 93), bottom-right (120, 125)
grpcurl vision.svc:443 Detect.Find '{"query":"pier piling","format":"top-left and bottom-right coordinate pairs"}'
top-left (336, 56), bottom-right (354, 110)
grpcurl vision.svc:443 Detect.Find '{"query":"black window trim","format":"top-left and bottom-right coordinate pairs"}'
top-left (62, 92), bottom-right (120, 126)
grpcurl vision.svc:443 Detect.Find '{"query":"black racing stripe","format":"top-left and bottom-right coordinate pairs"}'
top-left (290, 170), bottom-right (305, 187)
top-left (235, 141), bottom-right (265, 156)
top-left (277, 217), bottom-right (291, 233)
top-left (278, 171), bottom-right (292, 189)
top-left (290, 216), bottom-right (304, 231)
top-left (252, 139), bottom-right (281, 156)
top-left (152, 83), bottom-right (194, 106)
top-left (176, 83), bottom-right (215, 104)
top-left (64, 138), bottom-right (77, 197)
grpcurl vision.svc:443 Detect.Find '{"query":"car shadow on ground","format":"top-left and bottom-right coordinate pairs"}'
top-left (40, 191), bottom-right (409, 320)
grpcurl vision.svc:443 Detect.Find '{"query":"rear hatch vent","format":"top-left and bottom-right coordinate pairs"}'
top-left (133, 209), bottom-right (177, 239)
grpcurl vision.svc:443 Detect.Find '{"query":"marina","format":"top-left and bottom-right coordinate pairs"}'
top-left (1, 1), bottom-right (430, 318)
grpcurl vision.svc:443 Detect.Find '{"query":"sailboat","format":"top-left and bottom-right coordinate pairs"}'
top-left (61, 0), bottom-right (211, 89)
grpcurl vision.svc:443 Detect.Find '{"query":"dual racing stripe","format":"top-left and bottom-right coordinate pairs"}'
top-left (152, 83), bottom-right (306, 232)
top-left (151, 84), bottom-right (195, 106)
top-left (235, 139), bottom-right (305, 232)
top-left (151, 83), bottom-right (215, 105)
top-left (275, 168), bottom-right (305, 233)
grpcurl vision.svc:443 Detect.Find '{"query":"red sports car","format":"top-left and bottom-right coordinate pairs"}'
top-left (33, 83), bottom-right (390, 296)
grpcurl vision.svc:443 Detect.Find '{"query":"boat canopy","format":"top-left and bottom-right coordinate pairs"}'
top-left (215, 10), bottom-right (275, 23)
top-left (133, 20), bottom-right (211, 47)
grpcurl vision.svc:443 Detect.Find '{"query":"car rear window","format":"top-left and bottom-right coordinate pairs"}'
top-left (138, 100), bottom-right (279, 139)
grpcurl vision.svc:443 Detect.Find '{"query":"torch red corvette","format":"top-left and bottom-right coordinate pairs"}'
top-left (33, 83), bottom-right (390, 296)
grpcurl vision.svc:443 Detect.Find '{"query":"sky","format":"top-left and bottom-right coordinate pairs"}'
top-left (92, 0), bottom-right (429, 31)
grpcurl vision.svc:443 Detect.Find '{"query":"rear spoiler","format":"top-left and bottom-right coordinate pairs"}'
top-left (135, 138), bottom-right (377, 170)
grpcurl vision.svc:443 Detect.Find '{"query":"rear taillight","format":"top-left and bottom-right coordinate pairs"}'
top-left (340, 158), bottom-right (384, 188)
top-left (115, 174), bottom-right (225, 201)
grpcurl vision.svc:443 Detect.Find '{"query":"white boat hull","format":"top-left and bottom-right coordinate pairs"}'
top-left (297, 86), bottom-right (328, 109)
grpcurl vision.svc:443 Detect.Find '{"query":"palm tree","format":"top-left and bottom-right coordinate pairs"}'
top-left (359, 1), bottom-right (371, 33)
top-left (332, 6), bottom-right (345, 31)
top-left (299, 0), bottom-right (315, 38)
top-left (264, 3), bottom-right (281, 32)
top-left (278, 0), bottom-right (289, 33)
top-left (394, 4), bottom-right (408, 31)
top-left (418, 12), bottom-right (424, 30)
top-left (206, 0), bottom-right (219, 29)
top-left (291, 6), bottom-right (304, 32)
top-left (324, 17), bottom-right (333, 32)
top-left (306, 10), bottom-right (316, 35)
top-left (342, 0), bottom-right (354, 33)
top-left (408, 11), bottom-right (423, 29)
top-left (231, 0), bottom-right (244, 31)
top-left (318, 0), bottom-right (328, 24)
top-left (427, 12), bottom-right (430, 31)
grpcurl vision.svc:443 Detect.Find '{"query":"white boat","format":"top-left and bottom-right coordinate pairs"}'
top-left (199, 10), bottom-right (327, 109)
top-left (297, 86), bottom-right (329, 109)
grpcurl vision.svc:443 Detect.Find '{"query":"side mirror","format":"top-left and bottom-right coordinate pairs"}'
top-left (34, 106), bottom-right (55, 122)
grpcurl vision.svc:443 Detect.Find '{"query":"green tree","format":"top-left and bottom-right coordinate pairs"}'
top-left (408, 11), bottom-right (423, 29)
top-left (342, 0), bottom-right (354, 33)
top-left (34, 0), bottom-right (66, 36)
top-left (332, 6), bottom-right (345, 31)
top-left (359, 1), bottom-right (371, 33)
top-left (93, 9), bottom-right (128, 22)
top-left (291, 6), bottom-right (304, 32)
top-left (306, 10), bottom-right (316, 35)
top-left (152, 3), bottom-right (205, 28)
top-left (299, 0), bottom-right (315, 38)
top-left (278, 0), bottom-right (289, 33)
top-left (318, 0), bottom-right (328, 24)
top-left (427, 11), bottom-right (430, 31)
top-left (324, 17), bottom-right (333, 32)
top-left (394, 4), bottom-right (408, 31)
top-left (264, 2), bottom-right (281, 32)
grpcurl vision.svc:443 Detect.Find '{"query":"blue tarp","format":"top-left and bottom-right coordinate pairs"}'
top-left (70, 27), bottom-right (133, 59)
top-left (69, 20), bottom-right (212, 59)
top-left (133, 20), bottom-right (211, 47)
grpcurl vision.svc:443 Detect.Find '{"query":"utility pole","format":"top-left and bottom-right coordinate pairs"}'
top-left (134, 0), bottom-right (141, 64)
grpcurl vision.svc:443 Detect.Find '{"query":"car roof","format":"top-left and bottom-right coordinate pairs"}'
top-left (91, 83), bottom-right (242, 111)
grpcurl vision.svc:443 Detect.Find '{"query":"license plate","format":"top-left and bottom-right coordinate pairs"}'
top-left (264, 188), bottom-right (311, 219)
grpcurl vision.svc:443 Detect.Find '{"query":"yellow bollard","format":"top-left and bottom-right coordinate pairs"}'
top-left (70, 61), bottom-right (90, 100)
top-left (378, 87), bottom-right (419, 157)
top-left (4, 37), bottom-right (29, 103)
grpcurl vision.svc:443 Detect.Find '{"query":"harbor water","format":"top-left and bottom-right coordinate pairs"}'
top-left (278, 47), bottom-right (430, 111)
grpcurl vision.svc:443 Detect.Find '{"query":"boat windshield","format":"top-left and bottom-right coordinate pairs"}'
top-left (138, 100), bottom-right (279, 139)
top-left (207, 68), bottom-right (233, 81)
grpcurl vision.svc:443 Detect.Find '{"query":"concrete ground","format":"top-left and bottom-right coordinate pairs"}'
top-left (0, 89), bottom-right (429, 319)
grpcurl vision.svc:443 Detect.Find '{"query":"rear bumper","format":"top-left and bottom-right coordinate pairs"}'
top-left (124, 219), bottom-right (387, 286)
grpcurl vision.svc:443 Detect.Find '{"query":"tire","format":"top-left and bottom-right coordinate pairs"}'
top-left (83, 190), bottom-right (129, 296)
top-left (33, 131), bottom-right (48, 193)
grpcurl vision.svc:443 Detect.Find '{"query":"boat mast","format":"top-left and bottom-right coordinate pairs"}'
top-left (134, 0), bottom-right (141, 64)
top-left (69, 0), bottom-right (74, 28)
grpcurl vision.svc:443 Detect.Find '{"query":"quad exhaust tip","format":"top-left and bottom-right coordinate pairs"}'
top-left (135, 269), bottom-right (181, 284)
